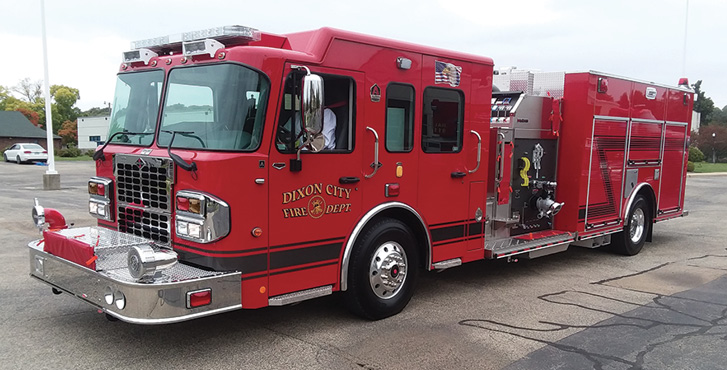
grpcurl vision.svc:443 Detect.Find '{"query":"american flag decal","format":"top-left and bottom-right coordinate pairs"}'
top-left (435, 60), bottom-right (462, 87)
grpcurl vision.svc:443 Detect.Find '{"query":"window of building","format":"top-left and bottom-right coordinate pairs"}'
top-left (386, 84), bottom-right (415, 152)
top-left (421, 87), bottom-right (464, 153)
top-left (89, 136), bottom-right (101, 142)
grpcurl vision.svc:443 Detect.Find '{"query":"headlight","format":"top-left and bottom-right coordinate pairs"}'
top-left (174, 191), bottom-right (230, 243)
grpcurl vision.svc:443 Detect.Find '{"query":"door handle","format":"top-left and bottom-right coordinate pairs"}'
top-left (364, 127), bottom-right (380, 179)
top-left (469, 130), bottom-right (481, 174)
top-left (339, 176), bottom-right (360, 184)
top-left (451, 171), bottom-right (467, 178)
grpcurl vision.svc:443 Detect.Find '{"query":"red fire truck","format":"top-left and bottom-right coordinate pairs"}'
top-left (27, 26), bottom-right (692, 324)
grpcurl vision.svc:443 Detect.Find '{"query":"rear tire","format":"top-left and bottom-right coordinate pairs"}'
top-left (345, 218), bottom-right (419, 320)
top-left (611, 195), bottom-right (651, 256)
top-left (16, 156), bottom-right (22, 164)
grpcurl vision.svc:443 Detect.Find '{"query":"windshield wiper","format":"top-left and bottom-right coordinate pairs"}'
top-left (93, 131), bottom-right (153, 161)
top-left (162, 130), bottom-right (198, 172)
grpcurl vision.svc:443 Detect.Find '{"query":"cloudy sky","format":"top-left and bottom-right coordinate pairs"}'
top-left (1, 0), bottom-right (725, 111)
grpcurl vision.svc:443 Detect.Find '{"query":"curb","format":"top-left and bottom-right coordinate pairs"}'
top-left (687, 172), bottom-right (727, 177)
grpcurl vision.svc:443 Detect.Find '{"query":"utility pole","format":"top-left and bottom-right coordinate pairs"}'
top-left (41, 0), bottom-right (60, 190)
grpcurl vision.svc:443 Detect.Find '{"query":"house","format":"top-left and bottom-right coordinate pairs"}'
top-left (0, 111), bottom-right (61, 151)
top-left (77, 116), bottom-right (110, 149)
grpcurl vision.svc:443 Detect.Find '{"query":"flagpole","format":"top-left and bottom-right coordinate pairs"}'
top-left (41, 0), bottom-right (60, 189)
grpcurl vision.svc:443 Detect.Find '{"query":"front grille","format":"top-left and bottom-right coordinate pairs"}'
top-left (115, 158), bottom-right (172, 210)
top-left (114, 154), bottom-right (175, 245)
top-left (118, 206), bottom-right (170, 244)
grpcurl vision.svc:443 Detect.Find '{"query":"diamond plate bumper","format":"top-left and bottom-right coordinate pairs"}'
top-left (28, 227), bottom-right (241, 324)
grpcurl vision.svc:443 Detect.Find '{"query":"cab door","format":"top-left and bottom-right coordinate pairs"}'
top-left (417, 57), bottom-right (474, 264)
top-left (266, 65), bottom-right (364, 297)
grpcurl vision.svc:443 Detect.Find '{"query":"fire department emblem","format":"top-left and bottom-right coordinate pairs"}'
top-left (136, 158), bottom-right (147, 169)
top-left (308, 195), bottom-right (326, 219)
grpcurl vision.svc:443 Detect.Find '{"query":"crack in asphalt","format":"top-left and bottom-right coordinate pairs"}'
top-left (458, 282), bottom-right (727, 370)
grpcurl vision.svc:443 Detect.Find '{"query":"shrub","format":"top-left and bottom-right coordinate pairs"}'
top-left (688, 146), bottom-right (705, 162)
top-left (58, 147), bottom-right (81, 157)
top-left (83, 149), bottom-right (96, 157)
top-left (687, 161), bottom-right (695, 172)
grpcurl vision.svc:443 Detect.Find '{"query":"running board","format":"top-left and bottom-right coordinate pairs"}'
top-left (432, 258), bottom-right (462, 270)
top-left (268, 285), bottom-right (333, 306)
top-left (485, 230), bottom-right (575, 259)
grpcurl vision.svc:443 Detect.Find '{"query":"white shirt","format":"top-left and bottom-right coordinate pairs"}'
top-left (295, 108), bottom-right (337, 150)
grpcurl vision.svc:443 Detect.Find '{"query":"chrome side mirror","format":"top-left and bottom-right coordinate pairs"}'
top-left (301, 73), bottom-right (324, 152)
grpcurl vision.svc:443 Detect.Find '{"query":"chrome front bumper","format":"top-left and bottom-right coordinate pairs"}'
top-left (28, 227), bottom-right (241, 324)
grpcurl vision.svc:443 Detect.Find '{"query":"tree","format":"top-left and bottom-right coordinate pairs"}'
top-left (16, 107), bottom-right (40, 126)
top-left (12, 78), bottom-right (43, 104)
top-left (50, 85), bottom-right (81, 133)
top-left (80, 106), bottom-right (111, 117)
top-left (692, 126), bottom-right (727, 163)
top-left (57, 120), bottom-right (78, 146)
top-left (710, 105), bottom-right (727, 126)
top-left (692, 80), bottom-right (715, 125)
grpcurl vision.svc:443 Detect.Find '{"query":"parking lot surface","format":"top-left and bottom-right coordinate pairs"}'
top-left (1, 160), bottom-right (725, 369)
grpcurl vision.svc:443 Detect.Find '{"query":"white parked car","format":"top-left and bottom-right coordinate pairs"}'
top-left (3, 143), bottom-right (49, 164)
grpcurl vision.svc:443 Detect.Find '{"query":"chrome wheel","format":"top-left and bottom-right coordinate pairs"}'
top-left (629, 207), bottom-right (645, 243)
top-left (369, 241), bottom-right (408, 300)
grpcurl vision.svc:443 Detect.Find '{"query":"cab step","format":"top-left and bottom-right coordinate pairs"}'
top-left (485, 230), bottom-right (575, 259)
top-left (268, 285), bottom-right (333, 306)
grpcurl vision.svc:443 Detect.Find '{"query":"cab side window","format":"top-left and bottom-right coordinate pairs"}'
top-left (421, 87), bottom-right (464, 153)
top-left (386, 84), bottom-right (415, 152)
top-left (276, 72), bottom-right (355, 153)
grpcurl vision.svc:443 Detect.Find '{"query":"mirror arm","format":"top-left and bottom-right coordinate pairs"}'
top-left (162, 130), bottom-right (197, 172)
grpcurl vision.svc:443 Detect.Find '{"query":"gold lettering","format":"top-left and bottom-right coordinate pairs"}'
top-left (283, 192), bottom-right (293, 204)
top-left (314, 183), bottom-right (323, 194)
top-left (326, 184), bottom-right (335, 196)
top-left (343, 188), bottom-right (351, 199)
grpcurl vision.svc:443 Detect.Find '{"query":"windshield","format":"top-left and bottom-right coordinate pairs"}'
top-left (107, 70), bottom-right (163, 146)
top-left (158, 64), bottom-right (269, 151)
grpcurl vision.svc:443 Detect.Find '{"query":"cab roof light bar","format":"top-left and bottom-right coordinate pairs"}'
top-left (122, 48), bottom-right (158, 65)
top-left (130, 25), bottom-right (260, 52)
top-left (183, 39), bottom-right (225, 57)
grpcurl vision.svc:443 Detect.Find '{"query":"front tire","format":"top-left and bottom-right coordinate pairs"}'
top-left (345, 218), bottom-right (419, 320)
top-left (3, 153), bottom-right (7, 162)
top-left (611, 194), bottom-right (651, 256)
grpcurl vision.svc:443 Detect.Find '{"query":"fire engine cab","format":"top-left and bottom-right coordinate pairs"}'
top-left (27, 25), bottom-right (692, 324)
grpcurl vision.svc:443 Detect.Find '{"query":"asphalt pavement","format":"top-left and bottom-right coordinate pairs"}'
top-left (0, 160), bottom-right (725, 369)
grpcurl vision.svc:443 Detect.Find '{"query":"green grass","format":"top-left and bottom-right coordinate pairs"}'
top-left (54, 155), bottom-right (93, 162)
top-left (693, 162), bottom-right (727, 173)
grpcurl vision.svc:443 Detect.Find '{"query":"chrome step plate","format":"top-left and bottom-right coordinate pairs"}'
top-left (268, 285), bottom-right (333, 306)
top-left (485, 230), bottom-right (575, 259)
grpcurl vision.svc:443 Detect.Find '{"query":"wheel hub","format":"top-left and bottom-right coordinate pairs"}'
top-left (629, 208), bottom-right (645, 243)
top-left (369, 242), bottom-right (408, 299)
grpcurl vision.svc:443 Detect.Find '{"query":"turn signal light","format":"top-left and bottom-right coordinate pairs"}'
top-left (189, 198), bottom-right (201, 214)
top-left (187, 289), bottom-right (212, 308)
top-left (176, 196), bottom-right (201, 214)
top-left (88, 182), bottom-right (98, 195)
top-left (96, 183), bottom-right (105, 196)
